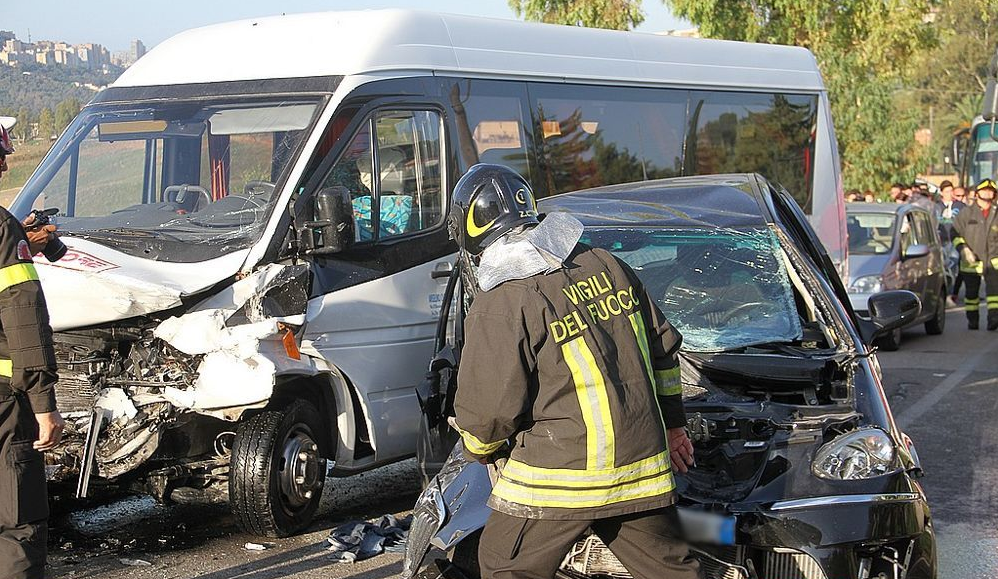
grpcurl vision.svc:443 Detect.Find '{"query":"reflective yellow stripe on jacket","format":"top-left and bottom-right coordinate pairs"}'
top-left (0, 263), bottom-right (38, 292)
top-left (0, 358), bottom-right (10, 377)
top-left (453, 421), bottom-right (506, 456)
top-left (628, 312), bottom-right (681, 396)
top-left (562, 336), bottom-right (616, 470)
top-left (493, 452), bottom-right (675, 509)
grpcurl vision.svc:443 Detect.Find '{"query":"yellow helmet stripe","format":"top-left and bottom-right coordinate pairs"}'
top-left (465, 206), bottom-right (496, 238)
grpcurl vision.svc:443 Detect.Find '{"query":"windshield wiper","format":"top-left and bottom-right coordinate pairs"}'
top-left (69, 227), bottom-right (182, 242)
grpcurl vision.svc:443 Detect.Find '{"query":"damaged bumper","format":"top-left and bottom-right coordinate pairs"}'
top-left (46, 264), bottom-right (314, 497)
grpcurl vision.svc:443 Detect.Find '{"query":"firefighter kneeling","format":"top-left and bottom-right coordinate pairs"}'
top-left (447, 164), bottom-right (701, 579)
top-left (953, 179), bottom-right (998, 330)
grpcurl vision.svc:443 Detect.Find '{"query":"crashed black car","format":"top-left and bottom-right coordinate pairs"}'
top-left (404, 174), bottom-right (936, 579)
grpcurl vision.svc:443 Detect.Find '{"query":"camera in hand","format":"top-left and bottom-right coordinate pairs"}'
top-left (29, 208), bottom-right (67, 262)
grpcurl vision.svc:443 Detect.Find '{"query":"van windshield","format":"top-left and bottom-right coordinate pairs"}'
top-left (11, 97), bottom-right (323, 262)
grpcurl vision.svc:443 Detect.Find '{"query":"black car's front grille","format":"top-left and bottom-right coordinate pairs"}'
top-left (762, 548), bottom-right (827, 579)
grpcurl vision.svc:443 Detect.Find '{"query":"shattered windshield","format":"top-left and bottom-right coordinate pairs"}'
top-left (582, 227), bottom-right (803, 352)
top-left (11, 97), bottom-right (322, 262)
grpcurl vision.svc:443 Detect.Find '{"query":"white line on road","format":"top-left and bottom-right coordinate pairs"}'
top-left (896, 337), bottom-right (998, 430)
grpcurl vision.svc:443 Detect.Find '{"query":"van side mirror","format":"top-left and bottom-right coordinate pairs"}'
top-left (952, 127), bottom-right (970, 169)
top-left (300, 186), bottom-right (355, 256)
top-left (857, 290), bottom-right (921, 344)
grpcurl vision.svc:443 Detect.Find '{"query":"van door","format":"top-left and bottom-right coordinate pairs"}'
top-left (302, 108), bottom-right (454, 463)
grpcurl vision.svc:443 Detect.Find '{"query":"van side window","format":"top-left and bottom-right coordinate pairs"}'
top-left (322, 120), bottom-right (375, 241)
top-left (529, 84), bottom-right (687, 196)
top-left (445, 79), bottom-right (532, 180)
top-left (321, 110), bottom-right (443, 241)
top-left (689, 91), bottom-right (817, 213)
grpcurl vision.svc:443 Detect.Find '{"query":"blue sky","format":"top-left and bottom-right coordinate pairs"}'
top-left (5, 1), bottom-right (691, 52)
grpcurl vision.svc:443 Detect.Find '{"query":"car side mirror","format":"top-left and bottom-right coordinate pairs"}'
top-left (858, 290), bottom-right (921, 344)
top-left (300, 186), bottom-right (355, 256)
top-left (902, 243), bottom-right (929, 260)
top-left (984, 78), bottom-right (998, 121)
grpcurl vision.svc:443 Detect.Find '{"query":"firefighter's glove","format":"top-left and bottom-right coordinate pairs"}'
top-left (961, 245), bottom-right (978, 265)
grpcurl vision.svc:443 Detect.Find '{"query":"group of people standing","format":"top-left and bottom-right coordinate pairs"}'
top-left (848, 178), bottom-right (998, 331)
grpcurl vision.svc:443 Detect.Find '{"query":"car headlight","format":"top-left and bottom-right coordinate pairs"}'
top-left (812, 427), bottom-right (896, 480)
top-left (849, 275), bottom-right (882, 294)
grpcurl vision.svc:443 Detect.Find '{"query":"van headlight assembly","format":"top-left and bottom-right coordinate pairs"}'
top-left (812, 427), bottom-right (896, 480)
top-left (849, 275), bottom-right (883, 294)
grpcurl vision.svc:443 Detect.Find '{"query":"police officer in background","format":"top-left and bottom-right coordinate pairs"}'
top-left (0, 117), bottom-right (63, 579)
top-left (952, 179), bottom-right (998, 330)
top-left (448, 164), bottom-right (700, 579)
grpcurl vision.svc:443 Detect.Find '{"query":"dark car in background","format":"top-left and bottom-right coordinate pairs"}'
top-left (404, 174), bottom-right (935, 579)
top-left (846, 202), bottom-right (948, 351)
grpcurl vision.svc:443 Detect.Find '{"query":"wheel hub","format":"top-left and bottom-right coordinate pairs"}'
top-left (279, 430), bottom-right (322, 508)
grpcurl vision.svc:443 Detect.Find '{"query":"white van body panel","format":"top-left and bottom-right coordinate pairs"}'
top-left (36, 239), bottom-right (249, 331)
top-left (114, 10), bottom-right (821, 92)
top-left (302, 258), bottom-right (455, 460)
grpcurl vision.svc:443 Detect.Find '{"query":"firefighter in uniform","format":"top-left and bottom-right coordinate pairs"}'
top-left (952, 179), bottom-right (998, 330)
top-left (448, 164), bottom-right (701, 579)
top-left (0, 117), bottom-right (63, 579)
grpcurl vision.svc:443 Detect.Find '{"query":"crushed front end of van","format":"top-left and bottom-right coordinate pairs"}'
top-left (8, 89), bottom-right (356, 536)
top-left (46, 261), bottom-right (312, 497)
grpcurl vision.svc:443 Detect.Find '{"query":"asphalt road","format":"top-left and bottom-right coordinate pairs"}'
top-left (46, 306), bottom-right (995, 579)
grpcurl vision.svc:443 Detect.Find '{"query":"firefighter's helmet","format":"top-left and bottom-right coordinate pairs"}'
top-left (975, 178), bottom-right (997, 195)
top-left (447, 164), bottom-right (538, 255)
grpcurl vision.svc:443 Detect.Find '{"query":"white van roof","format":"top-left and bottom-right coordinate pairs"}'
top-left (113, 9), bottom-right (824, 92)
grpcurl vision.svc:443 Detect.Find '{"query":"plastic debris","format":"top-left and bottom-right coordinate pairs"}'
top-left (119, 558), bottom-right (152, 566)
top-left (326, 514), bottom-right (412, 563)
top-left (244, 542), bottom-right (272, 551)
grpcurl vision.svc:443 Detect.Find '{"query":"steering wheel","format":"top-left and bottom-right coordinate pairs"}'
top-left (243, 180), bottom-right (276, 199)
top-left (164, 184), bottom-right (211, 211)
top-left (714, 301), bottom-right (770, 325)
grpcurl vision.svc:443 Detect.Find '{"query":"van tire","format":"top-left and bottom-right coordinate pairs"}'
top-left (925, 287), bottom-right (946, 335)
top-left (229, 399), bottom-right (326, 537)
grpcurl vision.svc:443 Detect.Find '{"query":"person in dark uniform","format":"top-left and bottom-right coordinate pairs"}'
top-left (447, 164), bottom-right (701, 579)
top-left (0, 118), bottom-right (63, 579)
top-left (952, 179), bottom-right (998, 330)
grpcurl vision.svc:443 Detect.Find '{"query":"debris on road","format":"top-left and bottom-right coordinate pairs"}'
top-left (326, 514), bottom-right (412, 563)
top-left (118, 558), bottom-right (152, 567)
top-left (244, 542), bottom-right (274, 551)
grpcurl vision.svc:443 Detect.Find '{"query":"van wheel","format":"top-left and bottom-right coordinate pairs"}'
top-left (229, 399), bottom-right (326, 537)
top-left (878, 327), bottom-right (902, 351)
top-left (925, 287), bottom-right (946, 335)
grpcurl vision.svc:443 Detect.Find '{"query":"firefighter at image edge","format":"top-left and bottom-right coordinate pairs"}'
top-left (0, 117), bottom-right (64, 579)
top-left (447, 163), bottom-right (703, 579)
top-left (952, 178), bottom-right (998, 330)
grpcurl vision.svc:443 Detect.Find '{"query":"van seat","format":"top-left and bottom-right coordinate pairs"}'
top-left (352, 195), bottom-right (413, 240)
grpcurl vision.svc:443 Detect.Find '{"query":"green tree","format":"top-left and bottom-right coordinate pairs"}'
top-left (53, 98), bottom-right (81, 134)
top-left (14, 107), bottom-right (32, 141)
top-left (665, 0), bottom-right (935, 190)
top-left (508, 0), bottom-right (644, 29)
top-left (908, 0), bottom-right (998, 169)
top-left (37, 107), bottom-right (54, 141)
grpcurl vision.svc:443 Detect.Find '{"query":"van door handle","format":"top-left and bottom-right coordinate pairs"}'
top-left (431, 262), bottom-right (454, 279)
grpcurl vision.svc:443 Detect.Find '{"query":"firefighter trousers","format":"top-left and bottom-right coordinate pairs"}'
top-left (962, 267), bottom-right (998, 325)
top-left (478, 506), bottom-right (702, 579)
top-left (0, 392), bottom-right (48, 579)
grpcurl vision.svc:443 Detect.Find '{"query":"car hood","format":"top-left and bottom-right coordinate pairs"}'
top-left (35, 238), bottom-right (249, 331)
top-left (847, 253), bottom-right (889, 284)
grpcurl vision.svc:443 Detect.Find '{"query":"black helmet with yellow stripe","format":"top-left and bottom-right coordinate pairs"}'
top-left (447, 164), bottom-right (538, 255)
top-left (976, 178), bottom-right (997, 195)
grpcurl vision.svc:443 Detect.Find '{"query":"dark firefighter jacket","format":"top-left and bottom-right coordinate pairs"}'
top-left (0, 207), bottom-right (58, 412)
top-left (953, 204), bottom-right (998, 273)
top-left (453, 244), bottom-right (684, 521)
